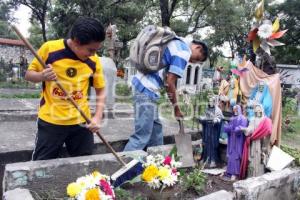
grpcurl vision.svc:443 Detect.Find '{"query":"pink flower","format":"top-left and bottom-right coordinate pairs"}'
top-left (172, 168), bottom-right (177, 174)
top-left (100, 179), bottom-right (115, 199)
top-left (163, 156), bottom-right (172, 165)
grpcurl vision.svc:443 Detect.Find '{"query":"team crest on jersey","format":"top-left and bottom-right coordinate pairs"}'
top-left (66, 67), bottom-right (77, 77)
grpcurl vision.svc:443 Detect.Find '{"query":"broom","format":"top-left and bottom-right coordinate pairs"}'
top-left (11, 25), bottom-right (143, 187)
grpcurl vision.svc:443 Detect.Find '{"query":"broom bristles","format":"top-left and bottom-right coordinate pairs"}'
top-left (111, 159), bottom-right (143, 187)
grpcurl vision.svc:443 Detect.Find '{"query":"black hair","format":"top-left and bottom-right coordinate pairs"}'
top-left (192, 40), bottom-right (209, 61)
top-left (70, 17), bottom-right (105, 45)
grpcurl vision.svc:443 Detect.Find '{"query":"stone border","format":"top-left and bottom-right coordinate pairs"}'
top-left (3, 188), bottom-right (34, 200)
top-left (196, 190), bottom-right (233, 200)
top-left (233, 168), bottom-right (300, 200)
top-left (3, 150), bottom-right (147, 198)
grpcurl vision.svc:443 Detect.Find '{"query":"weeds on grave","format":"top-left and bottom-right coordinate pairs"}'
top-left (181, 168), bottom-right (207, 195)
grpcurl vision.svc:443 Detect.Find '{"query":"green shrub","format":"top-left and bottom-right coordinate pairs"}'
top-left (281, 144), bottom-right (300, 166)
top-left (114, 188), bottom-right (131, 200)
top-left (0, 92), bottom-right (40, 99)
top-left (282, 97), bottom-right (297, 117)
top-left (115, 83), bottom-right (131, 97)
top-left (181, 168), bottom-right (206, 195)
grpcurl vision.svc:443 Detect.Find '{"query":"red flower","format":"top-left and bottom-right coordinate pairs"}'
top-left (99, 179), bottom-right (115, 199)
top-left (163, 156), bottom-right (172, 166)
top-left (172, 168), bottom-right (177, 174)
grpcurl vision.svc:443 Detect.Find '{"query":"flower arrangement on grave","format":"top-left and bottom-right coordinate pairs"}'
top-left (141, 154), bottom-right (181, 190)
top-left (66, 171), bottom-right (115, 200)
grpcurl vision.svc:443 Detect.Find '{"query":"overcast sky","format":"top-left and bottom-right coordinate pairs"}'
top-left (12, 5), bottom-right (31, 37)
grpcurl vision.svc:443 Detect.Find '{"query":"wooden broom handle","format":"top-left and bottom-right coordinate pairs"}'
top-left (11, 25), bottom-right (126, 166)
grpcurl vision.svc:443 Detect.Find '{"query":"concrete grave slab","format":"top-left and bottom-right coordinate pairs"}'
top-left (3, 188), bottom-right (34, 200)
top-left (147, 140), bottom-right (202, 156)
top-left (201, 168), bottom-right (226, 176)
top-left (3, 150), bottom-right (147, 198)
top-left (233, 168), bottom-right (300, 200)
top-left (0, 118), bottom-right (199, 155)
top-left (0, 98), bottom-right (39, 111)
top-left (195, 190), bottom-right (233, 200)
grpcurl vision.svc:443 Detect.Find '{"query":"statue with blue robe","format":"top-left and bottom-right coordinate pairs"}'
top-left (247, 81), bottom-right (272, 119)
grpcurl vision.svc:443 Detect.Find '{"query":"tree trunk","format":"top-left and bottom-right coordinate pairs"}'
top-left (41, 19), bottom-right (47, 42)
top-left (41, 0), bottom-right (48, 42)
top-left (160, 0), bottom-right (170, 26)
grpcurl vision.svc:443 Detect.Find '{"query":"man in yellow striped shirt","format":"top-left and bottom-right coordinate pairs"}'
top-left (25, 17), bottom-right (106, 160)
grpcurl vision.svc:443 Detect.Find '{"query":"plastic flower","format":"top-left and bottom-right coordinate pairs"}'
top-left (247, 0), bottom-right (287, 55)
top-left (92, 171), bottom-right (101, 178)
top-left (67, 182), bottom-right (81, 197)
top-left (148, 178), bottom-right (161, 189)
top-left (163, 156), bottom-right (172, 165)
top-left (100, 179), bottom-right (114, 196)
top-left (142, 154), bottom-right (181, 190)
top-left (142, 165), bottom-right (159, 182)
top-left (257, 23), bottom-right (273, 39)
top-left (66, 171), bottom-right (115, 200)
top-left (170, 159), bottom-right (182, 168)
top-left (158, 167), bottom-right (171, 180)
top-left (172, 168), bottom-right (177, 174)
top-left (85, 188), bottom-right (100, 200)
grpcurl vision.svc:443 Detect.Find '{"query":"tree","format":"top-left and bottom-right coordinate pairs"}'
top-left (0, 2), bottom-right (17, 39)
top-left (158, 0), bottom-right (211, 36)
top-left (28, 20), bottom-right (44, 49)
top-left (269, 0), bottom-right (300, 64)
top-left (49, 0), bottom-right (149, 58)
top-left (9, 0), bottom-right (51, 42)
top-left (205, 0), bottom-right (256, 60)
top-left (159, 0), bottom-right (179, 27)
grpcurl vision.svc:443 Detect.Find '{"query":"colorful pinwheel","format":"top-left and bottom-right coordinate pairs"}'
top-left (247, 0), bottom-right (287, 55)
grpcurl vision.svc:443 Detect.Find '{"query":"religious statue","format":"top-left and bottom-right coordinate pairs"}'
top-left (219, 77), bottom-right (239, 112)
top-left (227, 78), bottom-right (239, 108)
top-left (104, 24), bottom-right (123, 64)
top-left (247, 81), bottom-right (272, 119)
top-left (199, 96), bottom-right (224, 168)
top-left (223, 105), bottom-right (248, 181)
top-left (218, 75), bottom-right (230, 96)
top-left (240, 104), bottom-right (272, 179)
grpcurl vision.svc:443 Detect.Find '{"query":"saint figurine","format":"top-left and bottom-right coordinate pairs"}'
top-left (247, 81), bottom-right (272, 119)
top-left (199, 96), bottom-right (224, 168)
top-left (240, 104), bottom-right (272, 179)
top-left (223, 105), bottom-right (248, 181)
top-left (219, 77), bottom-right (239, 112)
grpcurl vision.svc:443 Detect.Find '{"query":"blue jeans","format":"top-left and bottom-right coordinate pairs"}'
top-left (124, 90), bottom-right (163, 151)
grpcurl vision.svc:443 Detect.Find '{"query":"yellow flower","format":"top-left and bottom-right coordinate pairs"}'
top-left (92, 171), bottom-right (101, 178)
top-left (66, 182), bottom-right (81, 197)
top-left (85, 188), bottom-right (100, 200)
top-left (142, 165), bottom-right (159, 182)
top-left (158, 167), bottom-right (171, 180)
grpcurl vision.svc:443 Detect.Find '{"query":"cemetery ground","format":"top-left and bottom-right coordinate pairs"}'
top-left (1, 82), bottom-right (300, 199)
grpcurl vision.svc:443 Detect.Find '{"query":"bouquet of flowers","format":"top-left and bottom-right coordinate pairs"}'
top-left (141, 154), bottom-right (181, 190)
top-left (66, 171), bottom-right (115, 200)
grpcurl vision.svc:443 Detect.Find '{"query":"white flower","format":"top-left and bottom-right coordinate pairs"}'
top-left (148, 178), bottom-right (161, 189)
top-left (154, 154), bottom-right (164, 165)
top-left (170, 159), bottom-right (182, 168)
top-left (162, 173), bottom-right (178, 187)
top-left (143, 154), bottom-right (180, 190)
top-left (257, 23), bottom-right (273, 39)
top-left (144, 155), bottom-right (156, 167)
